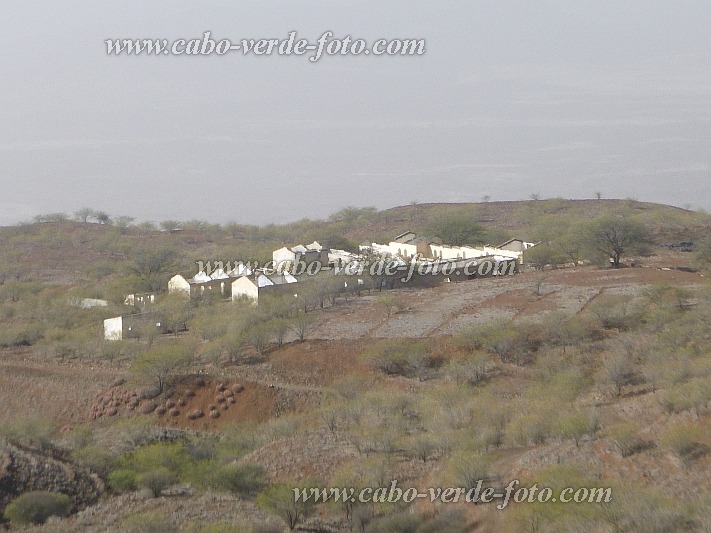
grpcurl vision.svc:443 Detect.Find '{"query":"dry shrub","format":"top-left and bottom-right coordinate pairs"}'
top-left (662, 421), bottom-right (710, 464)
top-left (139, 402), bottom-right (157, 414)
top-left (608, 424), bottom-right (653, 458)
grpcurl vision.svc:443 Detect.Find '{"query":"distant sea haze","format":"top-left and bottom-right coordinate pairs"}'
top-left (2, 88), bottom-right (707, 227)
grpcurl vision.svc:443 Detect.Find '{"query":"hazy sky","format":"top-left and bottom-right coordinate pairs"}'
top-left (1, 1), bottom-right (710, 225)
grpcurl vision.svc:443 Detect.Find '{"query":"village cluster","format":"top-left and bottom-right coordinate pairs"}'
top-left (103, 232), bottom-right (536, 340)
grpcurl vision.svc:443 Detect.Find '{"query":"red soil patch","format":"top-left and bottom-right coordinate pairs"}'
top-left (266, 339), bottom-right (374, 386)
top-left (87, 377), bottom-right (280, 431)
top-left (153, 378), bottom-right (279, 430)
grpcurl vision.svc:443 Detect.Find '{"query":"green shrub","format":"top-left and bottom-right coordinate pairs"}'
top-left (558, 409), bottom-right (598, 446)
top-left (541, 312), bottom-right (603, 347)
top-left (129, 442), bottom-right (190, 475)
top-left (0, 416), bottom-right (57, 450)
top-left (507, 411), bottom-right (552, 446)
top-left (3, 491), bottom-right (71, 525)
top-left (662, 422), bottom-right (709, 464)
top-left (446, 453), bottom-right (494, 491)
top-left (608, 424), bottom-right (651, 458)
top-left (588, 296), bottom-right (644, 332)
top-left (659, 379), bottom-right (711, 415)
top-left (0, 324), bottom-right (43, 347)
top-left (364, 339), bottom-right (438, 379)
top-left (122, 511), bottom-right (178, 533)
top-left (444, 354), bottom-right (490, 386)
top-left (108, 468), bottom-right (138, 493)
top-left (457, 321), bottom-right (541, 365)
top-left (136, 467), bottom-right (177, 497)
top-left (530, 364), bottom-right (592, 403)
top-left (209, 463), bottom-right (265, 498)
top-left (72, 445), bottom-right (115, 477)
top-left (525, 243), bottom-right (565, 270)
top-left (257, 481), bottom-right (317, 531)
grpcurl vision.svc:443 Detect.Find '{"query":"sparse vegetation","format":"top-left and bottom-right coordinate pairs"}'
top-left (131, 341), bottom-right (194, 393)
top-left (1, 200), bottom-right (711, 531)
top-left (257, 481), bottom-right (316, 531)
top-left (364, 339), bottom-right (438, 380)
top-left (3, 491), bottom-right (71, 525)
top-left (122, 511), bottom-right (178, 533)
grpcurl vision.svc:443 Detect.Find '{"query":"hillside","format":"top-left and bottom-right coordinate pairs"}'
top-left (375, 199), bottom-right (707, 242)
top-left (1, 200), bottom-right (711, 532)
top-left (1, 199), bottom-right (707, 284)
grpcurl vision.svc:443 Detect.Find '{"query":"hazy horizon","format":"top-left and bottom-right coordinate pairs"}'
top-left (1, 1), bottom-right (709, 226)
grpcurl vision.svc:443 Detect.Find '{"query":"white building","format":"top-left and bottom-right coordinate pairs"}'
top-left (231, 273), bottom-right (298, 304)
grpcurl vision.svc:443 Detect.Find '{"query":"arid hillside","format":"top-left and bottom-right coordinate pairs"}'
top-left (1, 201), bottom-right (711, 532)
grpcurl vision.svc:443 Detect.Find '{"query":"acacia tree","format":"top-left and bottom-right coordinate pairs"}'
top-left (94, 211), bottom-right (111, 225)
top-left (257, 482), bottom-right (316, 531)
top-left (375, 293), bottom-right (405, 317)
top-left (292, 279), bottom-right (321, 312)
top-left (224, 221), bottom-right (242, 239)
top-left (524, 244), bottom-right (560, 270)
top-left (556, 219), bottom-right (588, 264)
top-left (584, 215), bottom-right (651, 268)
top-left (132, 342), bottom-right (193, 393)
top-left (114, 216), bottom-right (135, 233)
top-left (156, 293), bottom-right (193, 336)
top-left (320, 276), bottom-right (344, 306)
top-left (243, 322), bottom-right (273, 355)
top-left (127, 247), bottom-right (177, 292)
top-left (160, 220), bottom-right (182, 233)
top-left (289, 313), bottom-right (317, 342)
top-left (74, 207), bottom-right (94, 223)
top-left (426, 210), bottom-right (485, 246)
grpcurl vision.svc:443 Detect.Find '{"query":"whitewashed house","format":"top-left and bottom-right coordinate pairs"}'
top-left (103, 313), bottom-right (167, 340)
top-left (386, 232), bottom-right (436, 260)
top-left (104, 316), bottom-right (124, 340)
top-left (70, 298), bottom-right (109, 309)
top-left (168, 272), bottom-right (231, 298)
top-left (168, 274), bottom-right (192, 295)
top-left (231, 273), bottom-right (298, 304)
top-left (365, 232), bottom-right (537, 268)
top-left (273, 242), bottom-right (329, 272)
